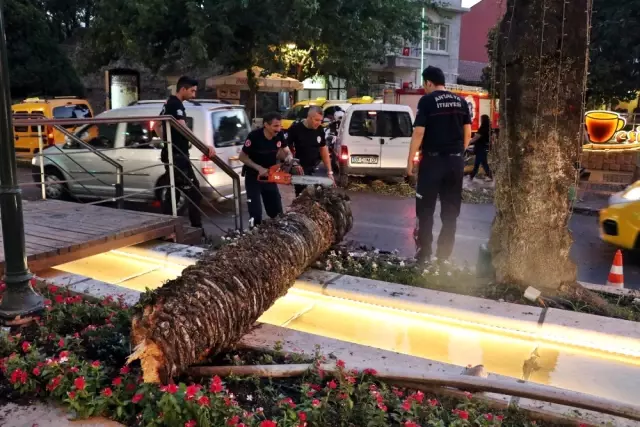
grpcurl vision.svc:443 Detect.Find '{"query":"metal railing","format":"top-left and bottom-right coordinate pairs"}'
top-left (12, 113), bottom-right (244, 231)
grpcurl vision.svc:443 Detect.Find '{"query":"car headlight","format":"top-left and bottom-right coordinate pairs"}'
top-left (622, 187), bottom-right (640, 201)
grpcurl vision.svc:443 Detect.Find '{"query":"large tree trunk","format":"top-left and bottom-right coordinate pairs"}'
top-left (128, 187), bottom-right (352, 383)
top-left (490, 0), bottom-right (587, 291)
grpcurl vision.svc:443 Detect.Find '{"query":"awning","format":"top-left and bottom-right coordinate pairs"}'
top-left (206, 66), bottom-right (303, 92)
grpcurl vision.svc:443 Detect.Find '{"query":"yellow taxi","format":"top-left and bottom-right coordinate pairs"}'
top-left (599, 180), bottom-right (640, 249)
top-left (12, 97), bottom-right (94, 160)
top-left (282, 96), bottom-right (378, 129)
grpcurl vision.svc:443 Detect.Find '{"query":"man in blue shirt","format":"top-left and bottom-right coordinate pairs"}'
top-left (407, 66), bottom-right (472, 263)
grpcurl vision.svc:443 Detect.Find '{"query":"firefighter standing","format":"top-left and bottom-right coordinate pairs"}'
top-left (407, 66), bottom-right (472, 263)
top-left (238, 112), bottom-right (293, 226)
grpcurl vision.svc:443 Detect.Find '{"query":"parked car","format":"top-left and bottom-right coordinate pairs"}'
top-left (31, 100), bottom-right (250, 210)
top-left (12, 96), bottom-right (94, 161)
top-left (599, 180), bottom-right (640, 249)
top-left (333, 103), bottom-right (415, 187)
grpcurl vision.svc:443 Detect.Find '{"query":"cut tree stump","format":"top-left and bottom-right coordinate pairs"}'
top-left (128, 186), bottom-right (353, 383)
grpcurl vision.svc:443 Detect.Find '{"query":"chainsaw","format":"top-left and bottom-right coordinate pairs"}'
top-left (257, 158), bottom-right (335, 187)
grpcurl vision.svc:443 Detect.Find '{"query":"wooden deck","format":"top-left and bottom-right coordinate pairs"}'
top-left (0, 200), bottom-right (196, 275)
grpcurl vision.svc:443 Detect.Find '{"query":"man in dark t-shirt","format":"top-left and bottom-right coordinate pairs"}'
top-left (156, 76), bottom-right (215, 228)
top-left (239, 112), bottom-right (293, 226)
top-left (406, 66), bottom-right (472, 263)
top-left (286, 106), bottom-right (334, 196)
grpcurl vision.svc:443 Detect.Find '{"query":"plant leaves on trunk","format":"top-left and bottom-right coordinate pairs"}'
top-left (490, 0), bottom-right (614, 314)
top-left (128, 187), bottom-right (352, 383)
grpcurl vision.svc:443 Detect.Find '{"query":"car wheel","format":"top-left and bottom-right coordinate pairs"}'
top-left (336, 171), bottom-right (349, 188)
top-left (43, 168), bottom-right (69, 200)
top-left (155, 175), bottom-right (188, 215)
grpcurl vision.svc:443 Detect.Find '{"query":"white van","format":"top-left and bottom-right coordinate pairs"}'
top-left (334, 103), bottom-right (415, 186)
top-left (31, 100), bottom-right (249, 209)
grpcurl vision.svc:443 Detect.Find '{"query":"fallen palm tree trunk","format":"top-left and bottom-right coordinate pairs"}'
top-left (128, 187), bottom-right (352, 383)
top-left (187, 363), bottom-right (640, 423)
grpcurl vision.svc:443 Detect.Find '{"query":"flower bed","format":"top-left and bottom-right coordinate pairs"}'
top-left (0, 284), bottom-right (581, 426)
top-left (345, 177), bottom-right (494, 204)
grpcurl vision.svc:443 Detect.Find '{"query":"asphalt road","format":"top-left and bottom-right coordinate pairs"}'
top-left (15, 165), bottom-right (640, 289)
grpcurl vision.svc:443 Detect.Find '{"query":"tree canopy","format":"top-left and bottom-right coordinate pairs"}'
top-left (482, 0), bottom-right (640, 106)
top-left (4, 0), bottom-right (84, 99)
top-left (81, 0), bottom-right (435, 85)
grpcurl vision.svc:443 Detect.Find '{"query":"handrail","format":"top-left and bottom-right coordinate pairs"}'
top-left (13, 113), bottom-right (243, 230)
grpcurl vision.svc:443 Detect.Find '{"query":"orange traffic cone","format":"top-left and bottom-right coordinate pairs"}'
top-left (606, 250), bottom-right (624, 288)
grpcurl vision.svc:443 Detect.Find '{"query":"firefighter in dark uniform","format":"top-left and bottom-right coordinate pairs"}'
top-left (156, 76), bottom-right (215, 228)
top-left (285, 106), bottom-right (334, 197)
top-left (407, 66), bottom-right (472, 263)
top-left (238, 112), bottom-right (293, 226)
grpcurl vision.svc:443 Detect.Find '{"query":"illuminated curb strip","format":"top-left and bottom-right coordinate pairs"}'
top-left (112, 242), bottom-right (640, 360)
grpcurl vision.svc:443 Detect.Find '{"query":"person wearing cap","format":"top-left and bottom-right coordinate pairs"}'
top-left (406, 66), bottom-right (472, 263)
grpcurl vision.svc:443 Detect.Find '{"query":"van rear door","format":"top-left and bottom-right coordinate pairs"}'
top-left (378, 108), bottom-right (414, 170)
top-left (343, 105), bottom-right (382, 170)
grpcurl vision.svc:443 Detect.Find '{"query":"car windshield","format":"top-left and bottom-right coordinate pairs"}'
top-left (348, 110), bottom-right (413, 138)
top-left (53, 104), bottom-right (92, 129)
top-left (211, 109), bottom-right (251, 147)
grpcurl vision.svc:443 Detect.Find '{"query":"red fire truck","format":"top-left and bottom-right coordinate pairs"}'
top-left (383, 83), bottom-right (499, 133)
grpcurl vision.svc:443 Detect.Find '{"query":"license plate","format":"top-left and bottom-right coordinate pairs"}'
top-left (351, 155), bottom-right (379, 164)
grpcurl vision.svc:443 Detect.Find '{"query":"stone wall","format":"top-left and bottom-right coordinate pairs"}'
top-left (581, 149), bottom-right (638, 172)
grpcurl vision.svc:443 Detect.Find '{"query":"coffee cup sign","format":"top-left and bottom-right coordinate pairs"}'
top-left (585, 110), bottom-right (628, 143)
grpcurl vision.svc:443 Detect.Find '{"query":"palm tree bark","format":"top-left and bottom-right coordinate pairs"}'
top-left (489, 0), bottom-right (613, 311)
top-left (128, 187), bottom-right (352, 383)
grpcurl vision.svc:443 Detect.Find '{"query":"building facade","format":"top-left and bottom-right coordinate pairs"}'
top-left (367, 0), bottom-right (468, 95)
top-left (458, 0), bottom-right (505, 84)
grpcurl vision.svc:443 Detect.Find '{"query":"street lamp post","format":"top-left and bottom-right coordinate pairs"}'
top-left (420, 6), bottom-right (425, 75)
top-left (0, 1), bottom-right (44, 322)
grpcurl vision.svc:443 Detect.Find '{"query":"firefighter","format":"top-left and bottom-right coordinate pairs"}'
top-left (407, 66), bottom-right (472, 263)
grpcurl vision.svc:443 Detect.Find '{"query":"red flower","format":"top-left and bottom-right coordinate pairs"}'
top-left (125, 383), bottom-right (136, 392)
top-left (67, 391), bottom-right (76, 400)
top-left (112, 377), bottom-right (122, 386)
top-left (185, 384), bottom-right (201, 400)
top-left (185, 421), bottom-right (197, 427)
top-left (453, 409), bottom-right (469, 420)
top-left (197, 395), bottom-right (210, 407)
top-left (32, 367), bottom-right (40, 376)
top-left (404, 422), bottom-right (419, 427)
top-left (279, 397), bottom-right (296, 408)
top-left (327, 380), bottom-right (337, 389)
top-left (120, 366), bottom-right (130, 375)
top-left (298, 412), bottom-right (307, 422)
top-left (310, 384), bottom-right (322, 391)
top-left (377, 403), bottom-right (388, 412)
top-left (260, 421), bottom-right (277, 427)
top-left (44, 299), bottom-right (52, 307)
top-left (463, 391), bottom-right (473, 399)
top-left (497, 415), bottom-right (504, 421)
top-left (402, 399), bottom-right (412, 411)
top-left (74, 376), bottom-right (86, 391)
top-left (337, 392), bottom-right (348, 400)
top-left (132, 394), bottom-right (144, 403)
top-left (427, 399), bottom-right (438, 407)
top-left (91, 361), bottom-right (101, 368)
top-left (0, 282), bottom-right (6, 292)
top-left (21, 341), bottom-right (31, 353)
top-left (210, 375), bottom-right (224, 393)
top-left (336, 359), bottom-right (345, 368)
top-left (10, 369), bottom-right (27, 385)
top-left (227, 415), bottom-right (240, 426)
top-left (363, 368), bottom-right (377, 376)
top-left (160, 384), bottom-right (178, 394)
top-left (311, 399), bottom-right (321, 408)
top-left (54, 295), bottom-right (64, 304)
top-left (102, 387), bottom-right (113, 397)
top-left (69, 366), bottom-right (79, 373)
top-left (47, 375), bottom-right (62, 391)
top-left (57, 338), bottom-right (65, 348)
top-left (48, 285), bottom-right (59, 293)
